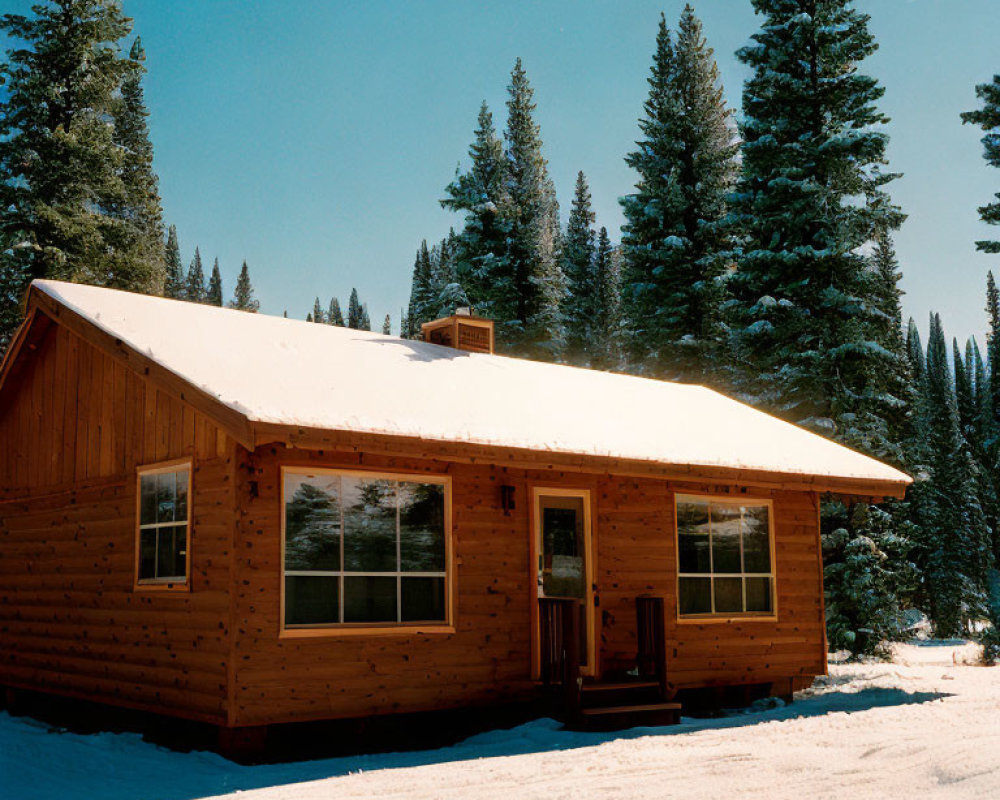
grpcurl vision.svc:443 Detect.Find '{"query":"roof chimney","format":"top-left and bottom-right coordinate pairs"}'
top-left (421, 311), bottom-right (494, 354)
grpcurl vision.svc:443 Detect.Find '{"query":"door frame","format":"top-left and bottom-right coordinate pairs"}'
top-left (529, 486), bottom-right (597, 679)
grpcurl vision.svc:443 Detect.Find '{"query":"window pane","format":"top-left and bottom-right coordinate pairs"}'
top-left (140, 475), bottom-right (157, 525)
top-left (155, 525), bottom-right (186, 580)
top-left (679, 576), bottom-right (711, 615)
top-left (138, 529), bottom-right (156, 579)
top-left (742, 506), bottom-right (772, 573)
top-left (677, 501), bottom-right (710, 573)
top-left (714, 577), bottom-right (743, 613)
top-left (399, 483), bottom-right (445, 572)
top-left (285, 575), bottom-right (339, 625)
top-left (343, 478), bottom-right (398, 572)
top-left (175, 470), bottom-right (189, 521)
top-left (343, 576), bottom-right (397, 623)
top-left (710, 504), bottom-right (742, 573)
top-left (746, 577), bottom-right (773, 613)
top-left (156, 472), bottom-right (176, 523)
top-left (172, 525), bottom-right (187, 578)
top-left (401, 577), bottom-right (446, 622)
top-left (285, 474), bottom-right (341, 571)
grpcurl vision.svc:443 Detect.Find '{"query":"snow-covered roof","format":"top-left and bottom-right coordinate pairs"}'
top-left (29, 280), bottom-right (910, 490)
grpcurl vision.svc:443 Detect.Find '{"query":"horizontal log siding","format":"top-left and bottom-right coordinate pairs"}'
top-left (232, 450), bottom-right (824, 726)
top-left (0, 325), bottom-right (236, 725)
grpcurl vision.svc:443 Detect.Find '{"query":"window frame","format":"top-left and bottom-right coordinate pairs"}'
top-left (134, 458), bottom-right (193, 593)
top-left (674, 493), bottom-right (777, 622)
top-left (279, 466), bottom-right (454, 638)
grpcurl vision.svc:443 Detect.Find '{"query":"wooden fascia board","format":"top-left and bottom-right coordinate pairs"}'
top-left (250, 422), bottom-right (910, 498)
top-left (27, 286), bottom-right (255, 450)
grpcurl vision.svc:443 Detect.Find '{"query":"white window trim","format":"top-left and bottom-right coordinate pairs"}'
top-left (279, 466), bottom-right (454, 637)
top-left (675, 493), bottom-right (777, 621)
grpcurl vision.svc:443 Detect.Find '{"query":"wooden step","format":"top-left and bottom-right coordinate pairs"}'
top-left (581, 702), bottom-right (681, 716)
top-left (581, 680), bottom-right (660, 693)
top-left (572, 702), bottom-right (682, 731)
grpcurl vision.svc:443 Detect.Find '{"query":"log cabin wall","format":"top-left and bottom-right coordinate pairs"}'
top-left (0, 321), bottom-right (237, 725)
top-left (232, 446), bottom-right (825, 727)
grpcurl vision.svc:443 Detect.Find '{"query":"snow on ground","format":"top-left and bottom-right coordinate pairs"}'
top-left (2, 642), bottom-right (998, 800)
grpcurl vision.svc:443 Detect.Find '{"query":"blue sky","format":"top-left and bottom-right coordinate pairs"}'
top-left (5, 0), bottom-right (999, 345)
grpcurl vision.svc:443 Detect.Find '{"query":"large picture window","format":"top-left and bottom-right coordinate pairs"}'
top-left (282, 469), bottom-right (450, 629)
top-left (676, 496), bottom-right (774, 617)
top-left (136, 462), bottom-right (191, 587)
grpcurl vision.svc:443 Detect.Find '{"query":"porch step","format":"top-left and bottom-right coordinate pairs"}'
top-left (581, 680), bottom-right (660, 693)
top-left (575, 702), bottom-right (682, 731)
top-left (579, 679), bottom-right (663, 710)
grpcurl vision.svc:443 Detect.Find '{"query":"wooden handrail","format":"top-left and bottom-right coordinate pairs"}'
top-left (636, 595), bottom-right (667, 699)
top-left (538, 597), bottom-right (582, 714)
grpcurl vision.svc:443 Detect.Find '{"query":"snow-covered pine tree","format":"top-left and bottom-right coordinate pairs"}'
top-left (359, 304), bottom-right (371, 332)
top-left (921, 313), bottom-right (993, 636)
top-left (986, 272), bottom-right (1000, 430)
top-left (0, 0), bottom-right (150, 350)
top-left (328, 297), bottom-right (344, 326)
top-left (164, 225), bottom-right (185, 300)
top-left (620, 7), bottom-right (737, 384)
top-left (406, 241), bottom-right (435, 337)
top-left (185, 248), bottom-right (207, 303)
top-left (440, 102), bottom-right (511, 325)
top-left (312, 297), bottom-right (325, 324)
top-left (110, 36), bottom-right (165, 294)
top-left (503, 58), bottom-right (565, 360)
top-left (347, 288), bottom-right (363, 329)
top-left (229, 260), bottom-right (259, 312)
top-left (382, 314), bottom-right (391, 335)
top-left (589, 227), bottom-right (623, 372)
top-left (562, 171), bottom-right (597, 365)
top-left (207, 258), bottom-right (223, 306)
top-left (961, 75), bottom-right (1000, 253)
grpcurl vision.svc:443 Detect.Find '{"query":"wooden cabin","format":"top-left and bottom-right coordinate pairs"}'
top-left (0, 280), bottom-right (910, 747)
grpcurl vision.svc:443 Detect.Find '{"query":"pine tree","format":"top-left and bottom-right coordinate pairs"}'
top-left (921, 313), bottom-right (993, 635)
top-left (312, 297), bottom-right (325, 324)
top-left (620, 7), bottom-right (737, 383)
top-left (961, 75), bottom-right (1000, 253)
top-left (590, 228), bottom-right (623, 372)
top-left (359, 304), bottom-right (371, 332)
top-left (0, 0), bottom-right (154, 350)
top-left (382, 314), bottom-right (391, 335)
top-left (562, 171), bottom-right (597, 365)
top-left (728, 0), bottom-right (903, 438)
top-left (207, 258), bottom-right (223, 306)
top-left (328, 297), bottom-right (344, 326)
top-left (441, 101), bottom-right (510, 324)
top-left (185, 248), bottom-right (207, 303)
top-left (164, 225), bottom-right (185, 299)
top-left (347, 288), bottom-right (363, 329)
top-left (502, 58), bottom-right (565, 359)
top-left (110, 36), bottom-right (165, 293)
top-left (229, 260), bottom-right (259, 312)
top-left (986, 272), bottom-right (1000, 426)
top-left (406, 241), bottom-right (435, 336)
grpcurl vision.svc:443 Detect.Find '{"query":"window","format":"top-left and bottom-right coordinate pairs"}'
top-left (676, 496), bottom-right (774, 617)
top-left (136, 462), bottom-right (191, 587)
top-left (282, 469), bottom-right (450, 629)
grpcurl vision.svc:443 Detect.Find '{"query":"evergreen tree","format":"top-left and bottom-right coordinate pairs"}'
top-left (164, 225), bottom-right (185, 299)
top-left (441, 101), bottom-right (510, 325)
top-left (207, 258), bottom-right (223, 306)
top-left (328, 297), bottom-right (344, 326)
top-left (0, 0), bottom-right (156, 349)
top-left (185, 247), bottom-right (206, 303)
top-left (961, 75), bottom-right (1000, 253)
top-left (562, 171), bottom-right (597, 364)
top-left (502, 58), bottom-right (565, 359)
top-left (347, 288), bottom-right (364, 329)
top-left (986, 272), bottom-right (1000, 427)
top-left (620, 7), bottom-right (737, 383)
top-left (229, 260), bottom-right (258, 312)
top-left (110, 36), bottom-right (165, 293)
top-left (359, 304), bottom-right (371, 332)
top-left (727, 0), bottom-right (903, 441)
top-left (920, 313), bottom-right (993, 635)
top-left (382, 314), bottom-right (391, 335)
top-left (590, 228), bottom-right (623, 372)
top-left (312, 297), bottom-right (325, 324)
top-left (406, 241), bottom-right (435, 336)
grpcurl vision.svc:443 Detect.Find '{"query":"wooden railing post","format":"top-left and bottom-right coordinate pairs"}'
top-left (637, 596), bottom-right (667, 700)
top-left (539, 597), bottom-right (582, 717)
top-left (561, 598), bottom-right (581, 716)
